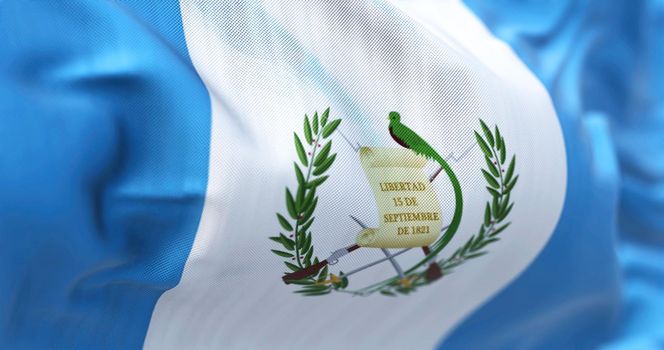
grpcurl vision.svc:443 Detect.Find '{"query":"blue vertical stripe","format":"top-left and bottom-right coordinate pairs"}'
top-left (0, 1), bottom-right (210, 348)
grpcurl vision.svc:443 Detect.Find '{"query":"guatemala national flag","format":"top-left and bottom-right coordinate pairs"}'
top-left (1, 1), bottom-right (663, 349)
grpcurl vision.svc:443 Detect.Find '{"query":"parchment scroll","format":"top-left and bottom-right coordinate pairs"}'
top-left (356, 147), bottom-right (443, 248)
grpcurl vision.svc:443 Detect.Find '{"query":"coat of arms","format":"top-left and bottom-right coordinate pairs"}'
top-left (269, 108), bottom-right (519, 297)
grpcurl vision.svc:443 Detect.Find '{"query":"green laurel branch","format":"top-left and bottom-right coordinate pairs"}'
top-left (268, 108), bottom-right (344, 296)
top-left (438, 120), bottom-right (517, 273)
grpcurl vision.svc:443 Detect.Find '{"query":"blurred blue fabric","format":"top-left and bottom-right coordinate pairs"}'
top-left (442, 1), bottom-right (664, 348)
top-left (0, 1), bottom-right (210, 348)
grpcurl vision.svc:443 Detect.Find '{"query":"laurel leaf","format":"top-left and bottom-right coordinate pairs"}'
top-left (289, 279), bottom-right (315, 285)
top-left (294, 133), bottom-right (308, 166)
top-left (301, 242), bottom-right (311, 256)
top-left (486, 186), bottom-right (501, 198)
top-left (300, 217), bottom-right (315, 235)
top-left (297, 230), bottom-right (306, 246)
top-left (304, 115), bottom-right (313, 145)
top-left (284, 261), bottom-right (300, 271)
top-left (498, 203), bottom-right (514, 221)
top-left (482, 169), bottom-right (499, 188)
top-left (279, 233), bottom-right (295, 251)
top-left (505, 155), bottom-right (516, 184)
top-left (500, 138), bottom-right (506, 164)
top-left (475, 131), bottom-right (493, 159)
top-left (294, 163), bottom-right (305, 186)
top-left (473, 237), bottom-right (499, 251)
top-left (480, 119), bottom-right (494, 147)
top-left (485, 156), bottom-right (499, 177)
top-left (322, 119), bottom-right (341, 138)
top-left (484, 203), bottom-right (491, 226)
top-left (302, 188), bottom-right (316, 211)
top-left (277, 213), bottom-right (293, 231)
top-left (499, 193), bottom-right (511, 216)
top-left (492, 194), bottom-right (500, 219)
top-left (314, 140), bottom-right (332, 166)
top-left (299, 197), bottom-right (317, 224)
top-left (313, 153), bottom-right (336, 176)
top-left (301, 290), bottom-right (331, 296)
top-left (477, 226), bottom-right (486, 241)
top-left (444, 259), bottom-right (464, 269)
top-left (271, 249), bottom-right (293, 258)
top-left (462, 235), bottom-right (475, 255)
top-left (296, 185), bottom-right (305, 212)
top-left (490, 222), bottom-right (511, 237)
top-left (307, 175), bottom-right (328, 189)
top-left (303, 232), bottom-right (312, 253)
top-left (286, 188), bottom-right (297, 219)
top-left (320, 107), bottom-right (330, 128)
top-left (505, 175), bottom-right (519, 193)
top-left (304, 246), bottom-right (314, 267)
top-left (471, 235), bottom-right (484, 250)
top-left (296, 284), bottom-right (328, 292)
top-left (312, 112), bottom-right (319, 135)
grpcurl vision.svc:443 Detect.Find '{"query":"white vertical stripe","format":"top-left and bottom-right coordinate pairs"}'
top-left (144, 1), bottom-right (565, 349)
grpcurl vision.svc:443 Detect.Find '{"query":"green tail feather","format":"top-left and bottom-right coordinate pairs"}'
top-left (404, 148), bottom-right (463, 273)
top-left (390, 119), bottom-right (464, 271)
top-left (429, 153), bottom-right (463, 249)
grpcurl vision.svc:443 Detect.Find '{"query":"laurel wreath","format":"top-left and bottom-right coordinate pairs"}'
top-left (270, 113), bottom-right (518, 297)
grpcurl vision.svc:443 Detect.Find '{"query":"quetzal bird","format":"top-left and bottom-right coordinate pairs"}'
top-left (388, 111), bottom-right (464, 281)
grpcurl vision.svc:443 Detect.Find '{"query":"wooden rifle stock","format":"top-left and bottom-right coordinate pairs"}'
top-left (282, 244), bottom-right (360, 283)
top-left (282, 260), bottom-right (329, 283)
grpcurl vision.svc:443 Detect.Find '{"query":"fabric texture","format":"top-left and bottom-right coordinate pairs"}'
top-left (0, 1), bottom-right (662, 349)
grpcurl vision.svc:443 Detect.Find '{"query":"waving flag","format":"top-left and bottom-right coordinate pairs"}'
top-left (1, 1), bottom-right (662, 349)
